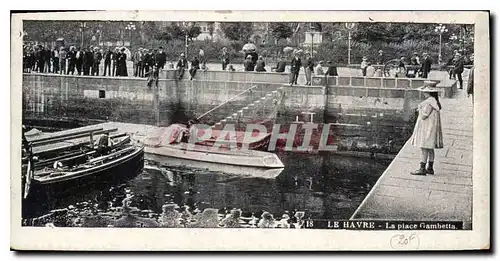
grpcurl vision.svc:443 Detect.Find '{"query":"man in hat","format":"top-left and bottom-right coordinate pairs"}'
top-left (103, 47), bottom-right (112, 76)
top-left (255, 56), bottom-right (266, 72)
top-left (467, 55), bottom-right (474, 101)
top-left (51, 46), bottom-right (59, 74)
top-left (324, 61), bottom-right (338, 77)
top-left (304, 53), bottom-right (314, 85)
top-left (221, 47), bottom-right (230, 71)
top-left (133, 48), bottom-right (143, 77)
top-left (411, 52), bottom-right (420, 65)
top-left (420, 52), bottom-right (432, 78)
top-left (92, 47), bottom-right (102, 76)
top-left (289, 52), bottom-right (302, 86)
top-left (377, 50), bottom-right (384, 65)
top-left (111, 47), bottom-right (120, 76)
top-left (176, 53), bottom-right (188, 80)
top-left (142, 49), bottom-right (151, 78)
top-left (58, 46), bottom-right (67, 75)
top-left (315, 61), bottom-right (325, 75)
top-left (397, 57), bottom-right (406, 78)
top-left (272, 56), bottom-right (286, 73)
top-left (243, 55), bottom-right (255, 71)
top-left (453, 53), bottom-right (465, 89)
top-left (156, 46), bottom-right (167, 69)
top-left (189, 55), bottom-right (200, 80)
top-left (360, 56), bottom-right (368, 76)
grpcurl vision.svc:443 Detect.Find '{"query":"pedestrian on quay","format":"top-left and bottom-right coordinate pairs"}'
top-left (146, 65), bottom-right (159, 89)
top-left (453, 53), bottom-right (465, 89)
top-left (226, 64), bottom-right (236, 72)
top-left (324, 61), bottom-right (338, 77)
top-left (360, 56), bottom-right (368, 76)
top-left (243, 55), bottom-right (255, 72)
top-left (255, 56), bottom-right (266, 72)
top-left (59, 47), bottom-right (67, 75)
top-left (411, 52), bottom-right (420, 65)
top-left (289, 52), bottom-right (302, 86)
top-left (315, 61), bottom-right (324, 75)
top-left (467, 55), bottom-right (474, 103)
top-left (116, 48), bottom-right (128, 77)
top-left (142, 49), bottom-right (151, 78)
top-left (111, 47), bottom-right (119, 76)
top-left (420, 52), bottom-right (432, 79)
top-left (221, 47), bottom-right (230, 71)
top-left (133, 48), bottom-right (143, 77)
top-left (304, 53), bottom-right (314, 85)
top-left (52, 46), bottom-right (59, 74)
top-left (92, 47), bottom-right (102, 76)
top-left (409, 81), bottom-right (443, 176)
top-left (67, 46), bottom-right (77, 75)
top-left (189, 56), bottom-right (200, 80)
top-left (103, 47), bottom-right (112, 76)
top-left (272, 56), bottom-right (286, 73)
top-left (397, 57), bottom-right (406, 78)
top-left (377, 50), bottom-right (384, 65)
top-left (44, 46), bottom-right (52, 73)
top-left (176, 53), bottom-right (188, 80)
top-left (156, 46), bottom-right (167, 69)
top-left (75, 47), bottom-right (83, 75)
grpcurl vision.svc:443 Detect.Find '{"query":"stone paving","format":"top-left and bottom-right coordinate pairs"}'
top-left (350, 75), bottom-right (473, 228)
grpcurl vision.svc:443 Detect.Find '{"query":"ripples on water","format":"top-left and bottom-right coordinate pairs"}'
top-left (22, 151), bottom-right (390, 227)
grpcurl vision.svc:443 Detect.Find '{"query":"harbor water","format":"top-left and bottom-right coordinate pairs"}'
top-left (22, 150), bottom-right (390, 226)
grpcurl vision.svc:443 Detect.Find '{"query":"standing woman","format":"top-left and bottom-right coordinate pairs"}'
top-left (116, 48), bottom-right (128, 77)
top-left (410, 81), bottom-right (444, 175)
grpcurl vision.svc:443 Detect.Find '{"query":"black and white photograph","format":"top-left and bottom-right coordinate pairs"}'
top-left (10, 10), bottom-right (490, 251)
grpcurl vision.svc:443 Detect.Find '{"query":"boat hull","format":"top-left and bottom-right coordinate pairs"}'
top-left (144, 143), bottom-right (284, 169)
top-left (25, 146), bottom-right (144, 196)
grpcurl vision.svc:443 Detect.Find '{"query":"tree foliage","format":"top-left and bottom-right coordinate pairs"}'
top-left (219, 22), bottom-right (253, 42)
top-left (269, 22), bottom-right (293, 40)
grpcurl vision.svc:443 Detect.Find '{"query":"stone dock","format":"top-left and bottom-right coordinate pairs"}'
top-left (350, 88), bottom-right (473, 229)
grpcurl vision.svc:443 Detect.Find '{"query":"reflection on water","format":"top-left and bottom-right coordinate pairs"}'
top-left (23, 151), bottom-right (390, 225)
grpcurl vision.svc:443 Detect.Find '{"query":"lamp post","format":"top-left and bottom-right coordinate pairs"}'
top-left (182, 22), bottom-right (193, 57)
top-left (125, 22), bottom-right (136, 47)
top-left (80, 22), bottom-right (87, 47)
top-left (434, 24), bottom-right (448, 64)
top-left (345, 23), bottom-right (356, 65)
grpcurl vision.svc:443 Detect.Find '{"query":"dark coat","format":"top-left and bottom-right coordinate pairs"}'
top-left (275, 60), bottom-right (286, 73)
top-left (325, 65), bottom-right (338, 76)
top-left (255, 60), bottom-right (266, 72)
top-left (104, 50), bottom-right (112, 63)
top-left (244, 59), bottom-right (255, 71)
top-left (116, 52), bottom-right (128, 76)
top-left (421, 57), bottom-right (432, 74)
top-left (177, 58), bottom-right (188, 69)
top-left (290, 57), bottom-right (302, 73)
top-left (453, 58), bottom-right (464, 74)
top-left (467, 66), bottom-right (474, 95)
top-left (191, 58), bottom-right (200, 69)
top-left (156, 52), bottom-right (167, 68)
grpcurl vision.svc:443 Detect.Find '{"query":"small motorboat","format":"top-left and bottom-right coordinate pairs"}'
top-left (138, 124), bottom-right (284, 169)
top-left (21, 127), bottom-right (145, 198)
top-left (145, 142), bottom-right (284, 169)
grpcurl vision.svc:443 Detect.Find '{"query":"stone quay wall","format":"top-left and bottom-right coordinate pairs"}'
top-left (22, 69), bottom-right (457, 153)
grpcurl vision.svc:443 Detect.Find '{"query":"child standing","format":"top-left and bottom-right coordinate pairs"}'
top-left (410, 81), bottom-right (444, 175)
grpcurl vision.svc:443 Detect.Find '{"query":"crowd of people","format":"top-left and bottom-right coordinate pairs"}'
top-left (24, 43), bottom-right (473, 90)
top-left (23, 44), bottom-right (168, 78)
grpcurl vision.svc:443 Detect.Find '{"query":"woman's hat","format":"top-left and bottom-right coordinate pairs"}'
top-left (362, 56), bottom-right (367, 60)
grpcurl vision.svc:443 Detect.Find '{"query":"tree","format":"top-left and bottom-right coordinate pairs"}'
top-left (219, 22), bottom-right (253, 42)
top-left (167, 23), bottom-right (201, 42)
top-left (207, 22), bottom-right (215, 37)
top-left (269, 22), bottom-right (293, 43)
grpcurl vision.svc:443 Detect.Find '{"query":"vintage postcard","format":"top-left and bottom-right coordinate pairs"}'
top-left (10, 10), bottom-right (490, 251)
